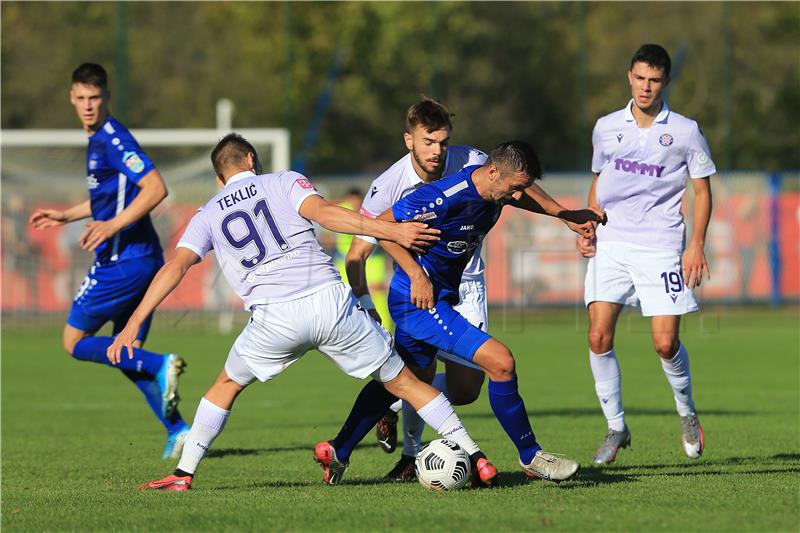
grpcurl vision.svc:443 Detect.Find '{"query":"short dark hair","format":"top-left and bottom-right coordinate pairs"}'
top-left (405, 95), bottom-right (454, 134)
top-left (487, 141), bottom-right (542, 181)
top-left (72, 63), bottom-right (108, 89)
top-left (630, 44), bottom-right (671, 78)
top-left (211, 133), bottom-right (262, 179)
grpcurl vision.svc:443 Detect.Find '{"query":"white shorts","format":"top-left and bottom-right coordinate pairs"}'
top-left (225, 281), bottom-right (404, 386)
top-left (585, 241), bottom-right (698, 317)
top-left (435, 278), bottom-right (488, 370)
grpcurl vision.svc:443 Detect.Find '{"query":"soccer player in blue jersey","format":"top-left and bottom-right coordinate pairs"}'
top-left (29, 63), bottom-right (189, 459)
top-left (318, 141), bottom-right (605, 482)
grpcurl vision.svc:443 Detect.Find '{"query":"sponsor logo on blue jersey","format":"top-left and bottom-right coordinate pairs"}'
top-left (446, 241), bottom-right (469, 255)
top-left (412, 211), bottom-right (437, 222)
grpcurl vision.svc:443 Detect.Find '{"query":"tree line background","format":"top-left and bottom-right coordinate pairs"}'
top-left (2, 1), bottom-right (798, 174)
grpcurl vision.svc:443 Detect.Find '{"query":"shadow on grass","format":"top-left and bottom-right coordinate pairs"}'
top-left (492, 467), bottom-right (638, 489)
top-left (461, 407), bottom-right (763, 420)
top-left (212, 477), bottom-right (393, 490)
top-left (603, 453), bottom-right (800, 472)
top-left (206, 445), bottom-right (311, 458)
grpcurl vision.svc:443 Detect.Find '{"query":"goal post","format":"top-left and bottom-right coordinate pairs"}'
top-left (1, 128), bottom-right (290, 170)
top-left (1, 99), bottom-right (290, 329)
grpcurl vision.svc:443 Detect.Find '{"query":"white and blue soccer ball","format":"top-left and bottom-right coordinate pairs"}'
top-left (415, 439), bottom-right (471, 491)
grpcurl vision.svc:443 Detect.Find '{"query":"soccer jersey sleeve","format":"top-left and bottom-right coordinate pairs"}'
top-left (590, 121), bottom-right (609, 174)
top-left (463, 147), bottom-right (488, 167)
top-left (392, 184), bottom-right (449, 224)
top-left (280, 171), bottom-right (322, 213)
top-left (104, 130), bottom-right (156, 184)
top-left (177, 209), bottom-right (214, 259)
top-left (686, 123), bottom-right (717, 179)
top-left (357, 177), bottom-right (398, 244)
top-left (359, 177), bottom-right (395, 219)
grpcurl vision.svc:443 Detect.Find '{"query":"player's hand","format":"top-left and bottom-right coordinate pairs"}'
top-left (682, 242), bottom-right (710, 289)
top-left (410, 271), bottom-right (434, 310)
top-left (559, 208), bottom-right (606, 239)
top-left (107, 323), bottom-right (140, 364)
top-left (395, 222), bottom-right (441, 254)
top-left (577, 236), bottom-right (596, 258)
top-left (80, 220), bottom-right (121, 251)
top-left (29, 208), bottom-right (68, 229)
top-left (367, 308), bottom-right (383, 325)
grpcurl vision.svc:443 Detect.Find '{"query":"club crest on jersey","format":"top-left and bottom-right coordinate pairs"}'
top-left (659, 133), bottom-right (674, 147)
top-left (122, 151), bottom-right (145, 173)
top-left (295, 178), bottom-right (315, 190)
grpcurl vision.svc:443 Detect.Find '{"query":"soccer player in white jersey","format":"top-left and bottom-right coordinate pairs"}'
top-left (347, 97), bottom-right (487, 478)
top-left (578, 44), bottom-right (715, 464)
top-left (108, 133), bottom-right (499, 490)
top-left (351, 97), bottom-right (595, 480)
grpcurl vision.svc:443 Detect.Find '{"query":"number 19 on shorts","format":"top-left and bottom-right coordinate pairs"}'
top-left (660, 271), bottom-right (684, 294)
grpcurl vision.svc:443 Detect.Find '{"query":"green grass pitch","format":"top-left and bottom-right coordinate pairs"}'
top-left (2, 307), bottom-right (798, 531)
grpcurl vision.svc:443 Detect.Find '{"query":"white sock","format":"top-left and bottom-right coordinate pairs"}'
top-left (177, 397), bottom-right (230, 475)
top-left (401, 373), bottom-right (449, 457)
top-left (401, 400), bottom-right (425, 457)
top-left (590, 349), bottom-right (626, 432)
top-left (416, 393), bottom-right (479, 456)
top-left (660, 343), bottom-right (695, 417)
top-left (389, 399), bottom-right (402, 413)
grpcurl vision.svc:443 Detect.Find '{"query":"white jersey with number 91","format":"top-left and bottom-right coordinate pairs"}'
top-left (178, 170), bottom-right (340, 309)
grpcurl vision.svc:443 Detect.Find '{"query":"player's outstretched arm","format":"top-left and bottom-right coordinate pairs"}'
top-left (29, 200), bottom-right (92, 230)
top-left (345, 237), bottom-right (383, 323)
top-left (682, 176), bottom-right (713, 288)
top-left (80, 169), bottom-right (168, 252)
top-left (511, 183), bottom-right (605, 239)
top-left (107, 248), bottom-right (201, 363)
top-left (298, 195), bottom-right (440, 253)
top-left (376, 209), bottom-right (434, 310)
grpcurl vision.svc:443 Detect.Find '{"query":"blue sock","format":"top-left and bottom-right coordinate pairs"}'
top-left (122, 370), bottom-right (186, 433)
top-left (72, 336), bottom-right (164, 377)
top-left (488, 377), bottom-right (541, 464)
top-left (331, 380), bottom-right (397, 463)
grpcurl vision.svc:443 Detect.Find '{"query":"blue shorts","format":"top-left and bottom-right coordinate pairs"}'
top-left (388, 287), bottom-right (491, 369)
top-left (67, 255), bottom-right (164, 342)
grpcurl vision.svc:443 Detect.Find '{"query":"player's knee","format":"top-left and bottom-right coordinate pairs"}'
top-left (63, 339), bottom-right (76, 357)
top-left (62, 333), bottom-right (82, 357)
top-left (484, 350), bottom-right (516, 382)
top-left (588, 329), bottom-right (614, 354)
top-left (653, 336), bottom-right (679, 359)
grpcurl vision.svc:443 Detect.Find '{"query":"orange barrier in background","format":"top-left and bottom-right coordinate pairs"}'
top-left (3, 192), bottom-right (798, 313)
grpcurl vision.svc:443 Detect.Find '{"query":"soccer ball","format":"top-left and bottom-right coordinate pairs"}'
top-left (415, 439), bottom-right (471, 491)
